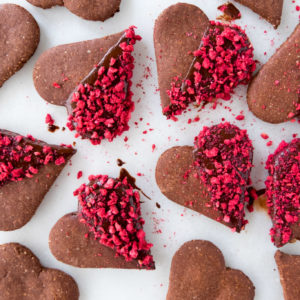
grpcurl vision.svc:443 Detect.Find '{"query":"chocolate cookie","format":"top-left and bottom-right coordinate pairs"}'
top-left (0, 243), bottom-right (79, 300)
top-left (154, 3), bottom-right (255, 120)
top-left (167, 240), bottom-right (255, 300)
top-left (26, 0), bottom-right (121, 21)
top-left (0, 129), bottom-right (76, 231)
top-left (265, 139), bottom-right (300, 247)
top-left (247, 24), bottom-right (300, 124)
top-left (34, 27), bottom-right (141, 145)
top-left (234, 0), bottom-right (283, 28)
top-left (0, 4), bottom-right (39, 87)
top-left (156, 123), bottom-right (253, 232)
top-left (49, 170), bottom-right (155, 270)
top-left (275, 250), bottom-right (300, 300)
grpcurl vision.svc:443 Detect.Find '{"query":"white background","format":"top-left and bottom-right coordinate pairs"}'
top-left (0, 0), bottom-right (299, 299)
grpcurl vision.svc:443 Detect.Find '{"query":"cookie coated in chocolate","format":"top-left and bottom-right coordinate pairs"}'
top-left (0, 4), bottom-right (40, 87)
top-left (0, 243), bottom-right (79, 300)
top-left (167, 240), bottom-right (255, 300)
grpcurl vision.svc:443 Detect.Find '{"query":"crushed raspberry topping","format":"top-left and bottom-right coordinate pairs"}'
top-left (0, 130), bottom-right (73, 186)
top-left (193, 123), bottom-right (253, 231)
top-left (75, 174), bottom-right (155, 269)
top-left (67, 27), bottom-right (141, 145)
top-left (266, 139), bottom-right (300, 247)
top-left (164, 21), bottom-right (256, 120)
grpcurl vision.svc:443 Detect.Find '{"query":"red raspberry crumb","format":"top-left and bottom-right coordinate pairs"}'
top-left (77, 171), bottom-right (83, 179)
top-left (261, 133), bottom-right (269, 139)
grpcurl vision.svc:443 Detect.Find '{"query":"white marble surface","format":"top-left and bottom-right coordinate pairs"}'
top-left (0, 0), bottom-right (299, 299)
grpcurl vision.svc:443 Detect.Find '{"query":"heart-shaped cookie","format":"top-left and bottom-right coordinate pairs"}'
top-left (154, 3), bottom-right (255, 120)
top-left (34, 27), bottom-right (140, 145)
top-left (0, 243), bottom-right (79, 300)
top-left (265, 138), bottom-right (300, 247)
top-left (275, 250), bottom-right (300, 300)
top-left (49, 170), bottom-right (155, 270)
top-left (234, 0), bottom-right (283, 28)
top-left (0, 129), bottom-right (76, 231)
top-left (247, 24), bottom-right (300, 124)
top-left (0, 4), bottom-right (39, 87)
top-left (167, 240), bottom-right (255, 300)
top-left (26, 0), bottom-right (121, 21)
top-left (155, 123), bottom-right (253, 232)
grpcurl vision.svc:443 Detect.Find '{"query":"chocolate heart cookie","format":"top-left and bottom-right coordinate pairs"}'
top-left (167, 240), bottom-right (255, 300)
top-left (0, 243), bottom-right (79, 300)
top-left (275, 250), bottom-right (300, 300)
top-left (156, 123), bottom-right (253, 232)
top-left (234, 0), bottom-right (283, 28)
top-left (49, 170), bottom-right (155, 270)
top-left (26, 0), bottom-right (121, 21)
top-left (247, 24), bottom-right (300, 124)
top-left (0, 4), bottom-right (39, 87)
top-left (0, 129), bottom-right (76, 231)
top-left (265, 139), bottom-right (300, 247)
top-left (34, 27), bottom-right (140, 145)
top-left (154, 3), bottom-right (255, 120)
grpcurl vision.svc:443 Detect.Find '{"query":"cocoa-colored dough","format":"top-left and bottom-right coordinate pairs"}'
top-left (247, 24), bottom-right (300, 124)
top-left (49, 213), bottom-right (144, 269)
top-left (153, 3), bottom-right (209, 111)
top-left (235, 0), bottom-right (283, 28)
top-left (275, 251), bottom-right (300, 300)
top-left (33, 32), bottom-right (122, 106)
top-left (0, 4), bottom-right (40, 87)
top-left (26, 0), bottom-right (121, 21)
top-left (167, 240), bottom-right (255, 300)
top-left (0, 243), bottom-right (79, 300)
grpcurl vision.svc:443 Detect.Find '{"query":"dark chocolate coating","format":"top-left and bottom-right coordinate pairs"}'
top-left (167, 240), bottom-right (255, 300)
top-left (0, 243), bottom-right (79, 300)
top-left (33, 32), bottom-right (123, 106)
top-left (247, 24), bottom-right (300, 124)
top-left (49, 212), bottom-right (144, 269)
top-left (0, 4), bottom-right (40, 87)
top-left (235, 0), bottom-right (283, 28)
top-left (153, 3), bottom-right (209, 111)
top-left (275, 251), bottom-right (300, 300)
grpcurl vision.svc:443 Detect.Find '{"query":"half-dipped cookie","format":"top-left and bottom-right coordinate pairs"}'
top-left (49, 169), bottom-right (155, 270)
top-left (156, 122), bottom-right (253, 232)
top-left (26, 0), bottom-right (121, 22)
top-left (167, 240), bottom-right (255, 300)
top-left (0, 129), bottom-right (75, 231)
top-left (0, 243), bottom-right (79, 300)
top-left (34, 27), bottom-right (141, 145)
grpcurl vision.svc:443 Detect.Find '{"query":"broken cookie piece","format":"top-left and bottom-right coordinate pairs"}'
top-left (167, 240), bottom-right (255, 300)
top-left (49, 169), bottom-right (155, 270)
top-left (156, 123), bottom-right (253, 232)
top-left (26, 0), bottom-right (121, 21)
top-left (0, 243), bottom-right (79, 300)
top-left (0, 129), bottom-right (76, 231)
top-left (266, 139), bottom-right (300, 247)
top-left (0, 4), bottom-right (40, 87)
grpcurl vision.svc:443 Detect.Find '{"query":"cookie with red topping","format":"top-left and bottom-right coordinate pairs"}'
top-left (0, 4), bottom-right (39, 88)
top-left (154, 3), bottom-right (255, 121)
top-left (167, 240), bottom-right (255, 300)
top-left (34, 27), bottom-right (141, 145)
top-left (0, 243), bottom-right (79, 300)
top-left (248, 24), bottom-right (300, 124)
top-left (49, 169), bottom-right (155, 270)
top-left (275, 250), bottom-right (300, 300)
top-left (265, 139), bottom-right (300, 247)
top-left (0, 129), bottom-right (76, 231)
top-left (156, 123), bottom-right (253, 232)
top-left (234, 0), bottom-right (283, 28)
top-left (26, 0), bottom-right (121, 21)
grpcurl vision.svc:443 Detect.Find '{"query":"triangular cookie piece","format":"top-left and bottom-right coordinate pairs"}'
top-left (49, 171), bottom-right (155, 270)
top-left (0, 129), bottom-right (76, 231)
top-left (275, 251), bottom-right (300, 300)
